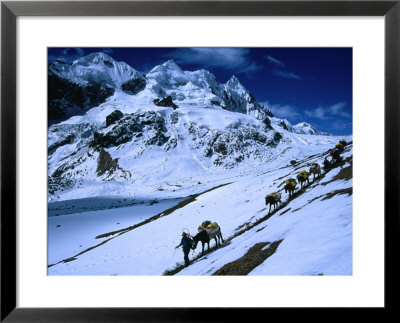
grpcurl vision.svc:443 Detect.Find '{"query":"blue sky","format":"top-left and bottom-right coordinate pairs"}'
top-left (48, 47), bottom-right (352, 135)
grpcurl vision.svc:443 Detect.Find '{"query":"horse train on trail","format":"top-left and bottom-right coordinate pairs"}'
top-left (265, 140), bottom-right (348, 214)
top-left (176, 141), bottom-right (348, 267)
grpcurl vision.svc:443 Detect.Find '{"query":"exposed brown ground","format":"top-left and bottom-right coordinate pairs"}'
top-left (212, 240), bottom-right (283, 275)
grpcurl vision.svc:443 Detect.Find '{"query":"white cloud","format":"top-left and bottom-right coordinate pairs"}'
top-left (273, 69), bottom-right (302, 80)
top-left (305, 106), bottom-right (328, 119)
top-left (61, 48), bottom-right (85, 58)
top-left (328, 120), bottom-right (353, 131)
top-left (328, 102), bottom-right (351, 118)
top-left (49, 48), bottom-right (86, 63)
top-left (265, 55), bottom-right (301, 80)
top-left (167, 48), bottom-right (261, 74)
top-left (263, 101), bottom-right (300, 119)
top-left (305, 102), bottom-right (351, 120)
top-left (236, 61), bottom-right (263, 75)
top-left (265, 55), bottom-right (285, 67)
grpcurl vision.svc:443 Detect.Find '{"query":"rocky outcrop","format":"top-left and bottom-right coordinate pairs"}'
top-left (48, 71), bottom-right (115, 125)
top-left (106, 110), bottom-right (124, 127)
top-left (96, 149), bottom-right (119, 176)
top-left (96, 149), bottom-right (132, 180)
top-left (153, 96), bottom-right (179, 109)
top-left (90, 110), bottom-right (169, 148)
top-left (121, 78), bottom-right (146, 95)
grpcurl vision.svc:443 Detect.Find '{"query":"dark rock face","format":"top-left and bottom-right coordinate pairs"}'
top-left (90, 111), bottom-right (169, 148)
top-left (262, 117), bottom-right (273, 130)
top-left (264, 109), bottom-right (274, 118)
top-left (121, 78), bottom-right (146, 95)
top-left (153, 96), bottom-right (178, 109)
top-left (96, 149), bottom-right (119, 176)
top-left (103, 59), bottom-right (114, 68)
top-left (273, 132), bottom-right (282, 142)
top-left (48, 72), bottom-right (115, 126)
top-left (279, 121), bottom-right (289, 131)
top-left (214, 142), bottom-right (228, 156)
top-left (270, 132), bottom-right (283, 147)
top-left (106, 110), bottom-right (124, 127)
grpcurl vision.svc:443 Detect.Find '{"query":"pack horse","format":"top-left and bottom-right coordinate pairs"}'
top-left (192, 221), bottom-right (224, 255)
top-left (265, 192), bottom-right (282, 213)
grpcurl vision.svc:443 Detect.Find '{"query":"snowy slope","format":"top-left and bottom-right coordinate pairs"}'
top-left (48, 143), bottom-right (352, 275)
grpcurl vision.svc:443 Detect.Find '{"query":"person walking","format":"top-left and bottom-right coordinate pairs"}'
top-left (175, 232), bottom-right (193, 267)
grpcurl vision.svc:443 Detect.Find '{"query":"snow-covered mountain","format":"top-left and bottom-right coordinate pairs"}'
top-left (48, 52), bottom-right (348, 203)
top-left (49, 52), bottom-right (144, 88)
top-left (48, 53), bottom-right (146, 124)
top-left (48, 53), bottom-right (272, 124)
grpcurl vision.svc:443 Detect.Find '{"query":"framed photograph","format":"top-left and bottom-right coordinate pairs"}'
top-left (1, 0), bottom-right (399, 321)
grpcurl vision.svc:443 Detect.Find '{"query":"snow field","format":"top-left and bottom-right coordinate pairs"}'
top-left (48, 198), bottom-right (186, 265)
top-left (48, 145), bottom-right (352, 275)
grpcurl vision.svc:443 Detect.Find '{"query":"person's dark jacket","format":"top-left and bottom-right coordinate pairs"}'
top-left (177, 236), bottom-right (193, 252)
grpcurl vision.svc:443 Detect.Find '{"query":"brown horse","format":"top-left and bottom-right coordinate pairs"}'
top-left (297, 170), bottom-right (309, 187)
top-left (265, 192), bottom-right (282, 213)
top-left (192, 223), bottom-right (224, 255)
top-left (284, 178), bottom-right (297, 197)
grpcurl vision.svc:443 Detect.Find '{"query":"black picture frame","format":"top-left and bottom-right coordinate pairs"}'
top-left (1, 0), bottom-right (399, 321)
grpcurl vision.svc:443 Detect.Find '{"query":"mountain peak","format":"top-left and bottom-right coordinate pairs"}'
top-left (163, 59), bottom-right (177, 65)
top-left (161, 59), bottom-right (182, 70)
top-left (51, 51), bottom-right (140, 87)
top-left (293, 122), bottom-right (321, 135)
top-left (72, 52), bottom-right (115, 65)
top-left (227, 75), bottom-right (241, 85)
top-left (147, 59), bottom-right (185, 77)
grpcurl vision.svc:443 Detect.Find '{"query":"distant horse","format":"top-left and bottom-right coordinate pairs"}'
top-left (265, 192), bottom-right (282, 213)
top-left (297, 170), bottom-right (310, 188)
top-left (284, 178), bottom-right (297, 198)
top-left (309, 163), bottom-right (321, 180)
top-left (336, 142), bottom-right (345, 153)
top-left (192, 224), bottom-right (224, 255)
top-left (330, 148), bottom-right (343, 163)
top-left (323, 157), bottom-right (332, 172)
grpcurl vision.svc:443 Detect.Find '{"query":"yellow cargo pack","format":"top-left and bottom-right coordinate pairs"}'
top-left (285, 179), bottom-right (297, 186)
